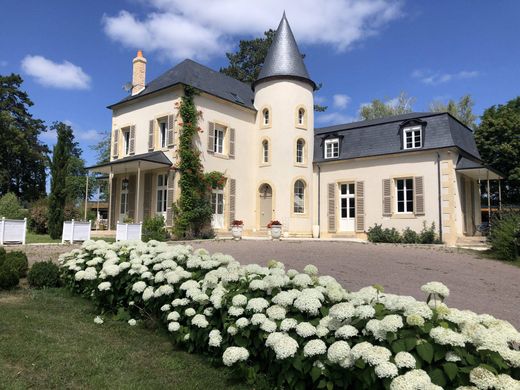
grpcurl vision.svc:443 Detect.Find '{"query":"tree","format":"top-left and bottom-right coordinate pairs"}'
top-left (48, 122), bottom-right (75, 238)
top-left (359, 92), bottom-right (415, 121)
top-left (89, 131), bottom-right (111, 201)
top-left (0, 193), bottom-right (26, 219)
top-left (0, 74), bottom-right (48, 203)
top-left (430, 94), bottom-right (477, 128)
top-left (220, 30), bottom-right (327, 112)
top-left (475, 97), bottom-right (520, 204)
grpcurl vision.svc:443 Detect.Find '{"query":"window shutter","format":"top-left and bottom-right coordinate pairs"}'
top-left (228, 178), bottom-right (236, 228)
top-left (167, 114), bottom-right (175, 146)
top-left (148, 120), bottom-right (155, 151)
top-left (143, 173), bottom-right (153, 220)
top-left (355, 181), bottom-right (365, 232)
top-left (382, 179), bottom-right (392, 216)
top-left (127, 175), bottom-right (136, 221)
top-left (327, 183), bottom-right (336, 233)
top-left (110, 177), bottom-right (117, 229)
top-left (414, 176), bottom-right (425, 216)
top-left (129, 125), bottom-right (136, 155)
top-left (207, 122), bottom-right (215, 153)
top-left (166, 170), bottom-right (176, 227)
top-left (112, 129), bottom-right (119, 159)
top-left (229, 128), bottom-right (235, 159)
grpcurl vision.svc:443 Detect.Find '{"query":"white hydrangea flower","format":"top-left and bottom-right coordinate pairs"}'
top-left (421, 281), bottom-right (450, 297)
top-left (75, 270), bottom-right (86, 281)
top-left (260, 319), bottom-right (277, 333)
top-left (236, 317), bottom-right (250, 328)
top-left (128, 319), bottom-right (137, 326)
top-left (249, 279), bottom-right (268, 291)
top-left (303, 264), bottom-right (319, 276)
top-left (272, 290), bottom-right (297, 307)
top-left (84, 267), bottom-right (97, 280)
top-left (303, 339), bottom-right (327, 357)
top-left (171, 298), bottom-right (189, 307)
top-left (160, 304), bottom-right (171, 312)
top-left (227, 325), bottom-right (238, 335)
top-left (296, 322), bottom-right (317, 338)
top-left (168, 322), bottom-right (180, 332)
top-left (228, 306), bottom-right (245, 317)
top-left (327, 341), bottom-right (351, 364)
top-left (406, 314), bottom-right (426, 327)
top-left (280, 318), bottom-right (298, 331)
top-left (469, 366), bottom-right (497, 389)
top-left (251, 313), bottom-right (267, 326)
top-left (293, 289), bottom-right (323, 315)
top-left (222, 347), bottom-right (249, 366)
top-left (97, 281), bottom-right (111, 291)
top-left (246, 297), bottom-right (269, 313)
top-left (167, 311), bottom-right (180, 321)
top-left (102, 263), bottom-right (120, 277)
top-left (231, 294), bottom-right (248, 307)
top-left (266, 332), bottom-right (299, 360)
top-left (316, 325), bottom-right (330, 338)
top-left (185, 308), bottom-right (196, 317)
top-left (192, 314), bottom-right (209, 328)
top-left (209, 329), bottom-right (222, 347)
top-left (132, 281), bottom-right (147, 293)
top-left (355, 305), bottom-right (376, 319)
top-left (292, 273), bottom-right (313, 288)
top-left (390, 369), bottom-right (433, 390)
top-left (445, 351), bottom-right (462, 362)
top-left (329, 302), bottom-right (356, 321)
top-left (430, 327), bottom-right (467, 347)
top-left (495, 374), bottom-right (519, 390)
top-left (94, 316), bottom-right (104, 324)
top-left (394, 352), bottom-right (416, 369)
top-left (203, 307), bottom-right (214, 317)
top-left (335, 325), bottom-right (359, 339)
top-left (266, 305), bottom-right (286, 320)
top-left (375, 362), bottom-right (398, 378)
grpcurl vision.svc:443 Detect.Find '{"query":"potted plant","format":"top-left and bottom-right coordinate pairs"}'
top-left (267, 220), bottom-right (282, 240)
top-left (231, 220), bottom-right (244, 240)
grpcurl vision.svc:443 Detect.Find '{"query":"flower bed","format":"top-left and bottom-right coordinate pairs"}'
top-left (59, 240), bottom-right (520, 389)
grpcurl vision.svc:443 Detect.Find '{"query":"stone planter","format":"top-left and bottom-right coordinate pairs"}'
top-left (312, 225), bottom-right (320, 238)
top-left (231, 225), bottom-right (243, 240)
top-left (270, 225), bottom-right (282, 240)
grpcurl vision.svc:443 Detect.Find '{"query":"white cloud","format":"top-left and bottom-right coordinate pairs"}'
top-left (332, 94), bottom-right (351, 109)
top-left (103, 0), bottom-right (403, 62)
top-left (316, 111), bottom-right (356, 126)
top-left (21, 55), bottom-right (91, 89)
top-left (77, 129), bottom-right (101, 142)
top-left (412, 69), bottom-right (479, 85)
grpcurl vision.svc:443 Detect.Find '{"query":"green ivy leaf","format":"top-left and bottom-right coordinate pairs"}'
top-left (416, 342), bottom-right (434, 364)
top-left (443, 362), bottom-right (458, 381)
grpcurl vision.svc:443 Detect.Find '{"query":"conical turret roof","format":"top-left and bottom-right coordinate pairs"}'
top-left (254, 12), bottom-right (316, 90)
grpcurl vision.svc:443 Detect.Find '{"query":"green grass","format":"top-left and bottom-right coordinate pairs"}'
top-left (456, 247), bottom-right (520, 268)
top-left (25, 232), bottom-right (61, 244)
top-left (0, 288), bottom-right (249, 390)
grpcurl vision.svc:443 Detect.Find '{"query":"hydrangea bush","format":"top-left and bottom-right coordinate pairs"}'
top-left (59, 240), bottom-right (520, 389)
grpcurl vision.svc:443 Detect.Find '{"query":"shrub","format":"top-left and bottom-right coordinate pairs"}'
top-left (0, 246), bottom-right (6, 264)
top-left (488, 210), bottom-right (520, 261)
top-left (419, 222), bottom-right (438, 244)
top-left (0, 193), bottom-right (26, 219)
top-left (401, 227), bottom-right (419, 244)
top-left (28, 261), bottom-right (60, 288)
top-left (29, 198), bottom-right (49, 234)
top-left (5, 251), bottom-right (29, 277)
top-left (142, 216), bottom-right (169, 242)
top-left (59, 241), bottom-right (520, 389)
top-left (367, 224), bottom-right (401, 243)
top-left (0, 263), bottom-right (19, 290)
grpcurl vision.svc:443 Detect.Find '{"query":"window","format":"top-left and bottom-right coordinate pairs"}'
top-left (298, 108), bottom-right (305, 126)
top-left (324, 139), bottom-right (339, 159)
top-left (296, 139), bottom-right (305, 164)
top-left (294, 180), bottom-right (305, 213)
top-left (120, 179), bottom-right (129, 214)
top-left (122, 128), bottom-right (130, 155)
top-left (340, 183), bottom-right (356, 219)
top-left (211, 189), bottom-right (224, 215)
top-left (262, 140), bottom-right (269, 163)
top-left (396, 178), bottom-right (414, 213)
top-left (403, 126), bottom-right (422, 149)
top-left (214, 124), bottom-right (225, 154)
top-left (156, 174), bottom-right (168, 214)
top-left (159, 120), bottom-right (167, 148)
top-left (262, 108), bottom-right (270, 126)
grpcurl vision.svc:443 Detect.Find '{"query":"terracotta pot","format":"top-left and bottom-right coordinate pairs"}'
top-left (270, 225), bottom-right (282, 240)
top-left (231, 226), bottom-right (243, 240)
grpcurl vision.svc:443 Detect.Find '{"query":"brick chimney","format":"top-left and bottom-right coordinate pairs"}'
top-left (132, 50), bottom-right (146, 95)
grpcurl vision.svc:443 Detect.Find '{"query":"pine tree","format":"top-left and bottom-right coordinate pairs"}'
top-left (48, 122), bottom-right (74, 238)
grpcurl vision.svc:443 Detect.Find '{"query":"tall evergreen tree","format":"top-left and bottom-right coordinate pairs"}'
top-left (0, 74), bottom-right (48, 203)
top-left (48, 122), bottom-right (75, 238)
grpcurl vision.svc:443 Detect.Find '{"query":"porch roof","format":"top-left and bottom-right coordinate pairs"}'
top-left (87, 151), bottom-right (173, 175)
top-left (455, 156), bottom-right (503, 180)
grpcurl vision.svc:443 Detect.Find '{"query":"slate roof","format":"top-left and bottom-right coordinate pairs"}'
top-left (254, 13), bottom-right (315, 90)
top-left (108, 59), bottom-right (255, 110)
top-left (314, 112), bottom-right (481, 163)
top-left (87, 151), bottom-right (172, 170)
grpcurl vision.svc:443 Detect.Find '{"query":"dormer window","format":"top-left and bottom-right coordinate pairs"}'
top-left (262, 108), bottom-right (270, 126)
top-left (403, 126), bottom-right (422, 149)
top-left (324, 138), bottom-right (339, 159)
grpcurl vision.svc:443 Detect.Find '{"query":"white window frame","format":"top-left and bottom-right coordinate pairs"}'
top-left (298, 108), bottom-right (305, 125)
top-left (122, 128), bottom-right (131, 156)
top-left (296, 139), bottom-right (305, 164)
top-left (263, 109), bottom-right (270, 126)
top-left (159, 120), bottom-right (167, 149)
top-left (262, 140), bottom-right (269, 163)
top-left (211, 188), bottom-right (224, 216)
top-left (403, 126), bottom-right (422, 149)
top-left (395, 178), bottom-right (414, 213)
top-left (156, 174), bottom-right (168, 214)
top-left (324, 138), bottom-right (339, 159)
top-left (120, 179), bottom-right (129, 215)
top-left (214, 125), bottom-right (225, 154)
top-left (293, 180), bottom-right (305, 214)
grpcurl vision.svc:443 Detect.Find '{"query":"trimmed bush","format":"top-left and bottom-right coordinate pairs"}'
top-left (0, 193), bottom-right (26, 219)
top-left (5, 251), bottom-right (29, 277)
top-left (367, 224), bottom-right (401, 243)
top-left (0, 263), bottom-right (19, 290)
top-left (488, 210), bottom-right (520, 261)
top-left (401, 227), bottom-right (419, 244)
top-left (28, 261), bottom-right (60, 288)
top-left (419, 222), bottom-right (437, 244)
top-left (367, 223), bottom-right (440, 245)
top-left (142, 216), bottom-right (169, 242)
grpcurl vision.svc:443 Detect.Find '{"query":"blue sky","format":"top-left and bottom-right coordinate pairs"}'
top-left (1, 0), bottom-right (519, 168)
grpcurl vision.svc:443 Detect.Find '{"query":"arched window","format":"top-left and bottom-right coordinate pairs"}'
top-left (262, 140), bottom-right (269, 163)
top-left (298, 108), bottom-right (305, 125)
top-left (296, 139), bottom-right (305, 164)
top-left (262, 108), bottom-right (270, 126)
top-left (293, 180), bottom-right (305, 214)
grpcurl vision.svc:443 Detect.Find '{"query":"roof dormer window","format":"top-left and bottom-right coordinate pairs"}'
top-left (324, 138), bottom-right (339, 159)
top-left (403, 126), bottom-right (422, 149)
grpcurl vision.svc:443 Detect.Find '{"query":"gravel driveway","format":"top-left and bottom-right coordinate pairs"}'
top-left (188, 240), bottom-right (520, 327)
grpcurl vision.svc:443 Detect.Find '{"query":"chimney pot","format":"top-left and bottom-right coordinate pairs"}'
top-left (131, 50), bottom-right (146, 95)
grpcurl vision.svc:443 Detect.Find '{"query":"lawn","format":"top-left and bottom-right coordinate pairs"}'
top-left (25, 232), bottom-right (61, 244)
top-left (0, 288), bottom-right (249, 390)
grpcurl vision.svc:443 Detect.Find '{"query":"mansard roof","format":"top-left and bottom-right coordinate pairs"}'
top-left (253, 13), bottom-right (315, 90)
top-left (108, 59), bottom-right (255, 110)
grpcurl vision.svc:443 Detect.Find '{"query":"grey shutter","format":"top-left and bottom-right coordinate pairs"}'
top-left (110, 177), bottom-right (117, 229)
top-left (228, 178), bottom-right (236, 228)
top-left (229, 128), bottom-right (235, 159)
top-left (143, 173), bottom-right (153, 221)
top-left (148, 120), bottom-right (155, 151)
top-left (414, 176), bottom-right (425, 216)
top-left (383, 179), bottom-right (392, 216)
top-left (166, 170), bottom-right (175, 226)
top-left (167, 114), bottom-right (175, 146)
top-left (129, 125), bottom-right (136, 155)
top-left (127, 175), bottom-right (136, 221)
top-left (207, 122), bottom-right (215, 153)
top-left (112, 129), bottom-right (119, 159)
top-left (327, 183), bottom-right (336, 233)
top-left (355, 181), bottom-right (365, 232)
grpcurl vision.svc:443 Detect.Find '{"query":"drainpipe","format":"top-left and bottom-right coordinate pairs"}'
top-left (317, 164), bottom-right (321, 238)
top-left (436, 152), bottom-right (443, 242)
